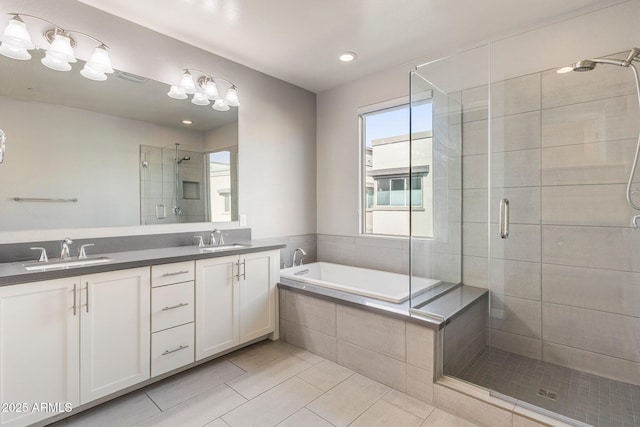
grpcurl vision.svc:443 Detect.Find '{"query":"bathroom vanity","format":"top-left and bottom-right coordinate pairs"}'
top-left (0, 242), bottom-right (282, 427)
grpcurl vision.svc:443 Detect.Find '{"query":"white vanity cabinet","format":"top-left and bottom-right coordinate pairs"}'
top-left (0, 267), bottom-right (150, 427)
top-left (195, 250), bottom-right (279, 360)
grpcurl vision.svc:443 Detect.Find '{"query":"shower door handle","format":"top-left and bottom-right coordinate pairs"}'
top-left (499, 199), bottom-right (509, 239)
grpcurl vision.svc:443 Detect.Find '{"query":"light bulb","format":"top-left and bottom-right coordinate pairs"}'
top-left (167, 85), bottom-right (187, 100)
top-left (178, 70), bottom-right (196, 94)
top-left (212, 98), bottom-right (230, 111)
top-left (47, 33), bottom-right (76, 63)
top-left (204, 80), bottom-right (220, 99)
top-left (225, 86), bottom-right (239, 107)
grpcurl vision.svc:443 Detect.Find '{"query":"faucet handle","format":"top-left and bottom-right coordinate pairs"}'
top-left (78, 243), bottom-right (94, 259)
top-left (193, 236), bottom-right (204, 248)
top-left (30, 247), bottom-right (48, 263)
top-left (219, 233), bottom-right (228, 245)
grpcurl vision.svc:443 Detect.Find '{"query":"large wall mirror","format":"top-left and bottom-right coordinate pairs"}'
top-left (0, 49), bottom-right (238, 231)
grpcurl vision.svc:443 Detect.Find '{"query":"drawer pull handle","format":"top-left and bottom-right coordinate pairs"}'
top-left (162, 345), bottom-right (189, 356)
top-left (162, 270), bottom-right (190, 277)
top-left (161, 302), bottom-right (189, 311)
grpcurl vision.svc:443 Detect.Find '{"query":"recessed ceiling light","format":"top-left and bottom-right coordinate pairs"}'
top-left (182, 120), bottom-right (192, 125)
top-left (339, 52), bottom-right (357, 62)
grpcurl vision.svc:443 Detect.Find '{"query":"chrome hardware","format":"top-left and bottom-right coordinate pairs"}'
top-left (162, 344), bottom-right (189, 356)
top-left (13, 197), bottom-right (78, 202)
top-left (162, 270), bottom-right (190, 277)
top-left (161, 302), bottom-right (189, 311)
top-left (193, 236), bottom-right (204, 248)
top-left (210, 229), bottom-right (224, 246)
top-left (72, 284), bottom-right (77, 316)
top-left (234, 260), bottom-right (241, 281)
top-left (84, 282), bottom-right (89, 313)
top-left (0, 128), bottom-right (5, 164)
top-left (633, 214), bottom-right (640, 230)
top-left (60, 237), bottom-right (73, 260)
top-left (78, 243), bottom-right (94, 259)
top-left (30, 247), bottom-right (48, 262)
top-left (292, 248), bottom-right (307, 267)
top-left (499, 199), bottom-right (509, 239)
top-left (294, 269), bottom-right (309, 276)
top-left (241, 259), bottom-right (246, 280)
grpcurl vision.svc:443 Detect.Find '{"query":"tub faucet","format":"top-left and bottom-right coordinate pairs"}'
top-left (292, 248), bottom-right (307, 267)
top-left (60, 237), bottom-right (73, 260)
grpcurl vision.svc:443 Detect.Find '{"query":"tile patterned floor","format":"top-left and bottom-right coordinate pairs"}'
top-left (458, 347), bottom-right (640, 427)
top-left (51, 340), bottom-right (479, 427)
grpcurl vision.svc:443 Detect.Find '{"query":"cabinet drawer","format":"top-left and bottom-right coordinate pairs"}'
top-left (152, 281), bottom-right (194, 332)
top-left (152, 261), bottom-right (195, 287)
top-left (151, 323), bottom-right (194, 377)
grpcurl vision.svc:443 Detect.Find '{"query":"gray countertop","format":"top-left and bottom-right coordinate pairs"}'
top-left (0, 239), bottom-right (285, 286)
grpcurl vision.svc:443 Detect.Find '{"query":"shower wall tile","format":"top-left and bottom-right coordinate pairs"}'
top-left (541, 94), bottom-right (640, 147)
top-left (432, 253), bottom-right (462, 284)
top-left (490, 329), bottom-right (542, 360)
top-left (542, 225), bottom-right (640, 272)
top-left (543, 341), bottom-right (640, 386)
top-left (462, 222), bottom-right (488, 258)
top-left (336, 305), bottom-right (406, 362)
top-left (490, 224), bottom-right (541, 263)
top-left (491, 149), bottom-right (541, 188)
top-left (490, 294), bottom-right (542, 339)
top-left (541, 138), bottom-right (637, 186)
top-left (462, 154), bottom-right (488, 189)
top-left (542, 302), bottom-right (640, 362)
top-left (462, 119), bottom-right (488, 156)
top-left (354, 238), bottom-right (405, 274)
top-left (491, 73), bottom-right (541, 117)
top-left (317, 234), bottom-right (356, 266)
top-left (462, 255), bottom-right (488, 289)
top-left (490, 187), bottom-right (540, 225)
top-left (541, 60), bottom-right (637, 108)
top-left (489, 259), bottom-right (541, 300)
top-left (542, 263), bottom-right (640, 317)
top-left (541, 184), bottom-right (630, 227)
top-left (491, 111), bottom-right (541, 153)
top-left (461, 85), bottom-right (489, 122)
top-left (462, 189), bottom-right (488, 223)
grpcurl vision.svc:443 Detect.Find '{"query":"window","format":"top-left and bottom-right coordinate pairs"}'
top-left (360, 98), bottom-right (433, 237)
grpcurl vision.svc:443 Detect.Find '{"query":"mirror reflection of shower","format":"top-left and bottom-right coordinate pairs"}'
top-left (173, 143), bottom-right (189, 216)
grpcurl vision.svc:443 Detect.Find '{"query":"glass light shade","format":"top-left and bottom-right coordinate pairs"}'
top-left (80, 63), bottom-right (107, 81)
top-left (167, 85), bottom-right (187, 100)
top-left (204, 81), bottom-right (220, 100)
top-left (191, 92), bottom-right (210, 106)
top-left (178, 71), bottom-right (196, 94)
top-left (0, 17), bottom-right (34, 49)
top-left (212, 98), bottom-right (230, 111)
top-left (225, 86), bottom-right (240, 107)
top-left (41, 51), bottom-right (72, 71)
top-left (86, 46), bottom-right (113, 73)
top-left (0, 43), bottom-right (31, 60)
top-left (47, 33), bottom-right (76, 63)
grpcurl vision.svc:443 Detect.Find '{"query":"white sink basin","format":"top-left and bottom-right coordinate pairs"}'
top-left (23, 256), bottom-right (112, 271)
top-left (200, 244), bottom-right (251, 252)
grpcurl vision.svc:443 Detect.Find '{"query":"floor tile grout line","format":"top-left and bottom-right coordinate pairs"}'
top-left (144, 391), bottom-right (163, 413)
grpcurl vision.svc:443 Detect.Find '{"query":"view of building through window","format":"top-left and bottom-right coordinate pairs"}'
top-left (361, 101), bottom-right (433, 237)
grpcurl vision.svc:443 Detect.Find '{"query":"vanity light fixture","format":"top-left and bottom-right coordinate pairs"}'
top-left (167, 68), bottom-right (240, 111)
top-left (0, 13), bottom-right (114, 81)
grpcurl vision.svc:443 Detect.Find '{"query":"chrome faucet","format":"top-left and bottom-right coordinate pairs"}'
top-left (60, 237), bottom-right (73, 260)
top-left (292, 248), bottom-right (307, 267)
top-left (78, 243), bottom-right (94, 259)
top-left (210, 229), bottom-right (226, 246)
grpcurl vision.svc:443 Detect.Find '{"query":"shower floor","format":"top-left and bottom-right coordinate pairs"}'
top-left (457, 347), bottom-right (640, 427)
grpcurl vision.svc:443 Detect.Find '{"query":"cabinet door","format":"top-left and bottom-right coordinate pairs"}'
top-left (239, 250), bottom-right (279, 343)
top-left (195, 256), bottom-right (239, 360)
top-left (80, 267), bottom-right (150, 404)
top-left (0, 278), bottom-right (80, 427)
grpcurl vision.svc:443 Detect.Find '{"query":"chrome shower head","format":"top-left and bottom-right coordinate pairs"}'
top-left (177, 156), bottom-right (191, 164)
top-left (572, 60), bottom-right (597, 72)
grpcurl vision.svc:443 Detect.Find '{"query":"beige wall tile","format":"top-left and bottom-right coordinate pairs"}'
top-left (285, 291), bottom-right (336, 337)
top-left (461, 85), bottom-right (489, 122)
top-left (317, 235), bottom-right (356, 265)
top-left (542, 263), bottom-right (640, 317)
top-left (407, 365), bottom-right (434, 404)
top-left (462, 256), bottom-right (488, 289)
top-left (490, 224), bottom-right (541, 263)
top-left (307, 373), bottom-right (388, 427)
top-left (489, 259), bottom-right (541, 300)
top-left (542, 184), bottom-right (629, 227)
top-left (542, 303), bottom-right (640, 362)
top-left (491, 74), bottom-right (541, 117)
top-left (284, 321), bottom-right (337, 362)
top-left (490, 294), bottom-right (541, 339)
top-left (462, 154), bottom-right (489, 189)
top-left (337, 340), bottom-right (407, 392)
top-left (463, 189), bottom-right (488, 223)
top-left (490, 329), bottom-right (542, 360)
top-left (462, 119), bottom-right (488, 156)
top-left (406, 322), bottom-right (435, 370)
top-left (433, 384), bottom-right (513, 427)
top-left (337, 305), bottom-right (406, 361)
top-left (490, 187), bottom-right (540, 225)
top-left (463, 223), bottom-right (489, 258)
top-left (491, 111), bottom-right (541, 152)
top-left (491, 149), bottom-right (540, 188)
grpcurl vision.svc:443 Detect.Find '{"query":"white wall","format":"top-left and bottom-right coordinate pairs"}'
top-left (0, 0), bottom-right (316, 242)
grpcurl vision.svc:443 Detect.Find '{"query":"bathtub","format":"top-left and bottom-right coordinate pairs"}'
top-left (279, 262), bottom-right (441, 304)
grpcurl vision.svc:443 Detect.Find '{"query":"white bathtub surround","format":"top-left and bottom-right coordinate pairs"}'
top-left (280, 262), bottom-right (441, 303)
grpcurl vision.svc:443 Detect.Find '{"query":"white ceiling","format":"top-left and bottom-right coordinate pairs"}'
top-left (78, 0), bottom-right (621, 93)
